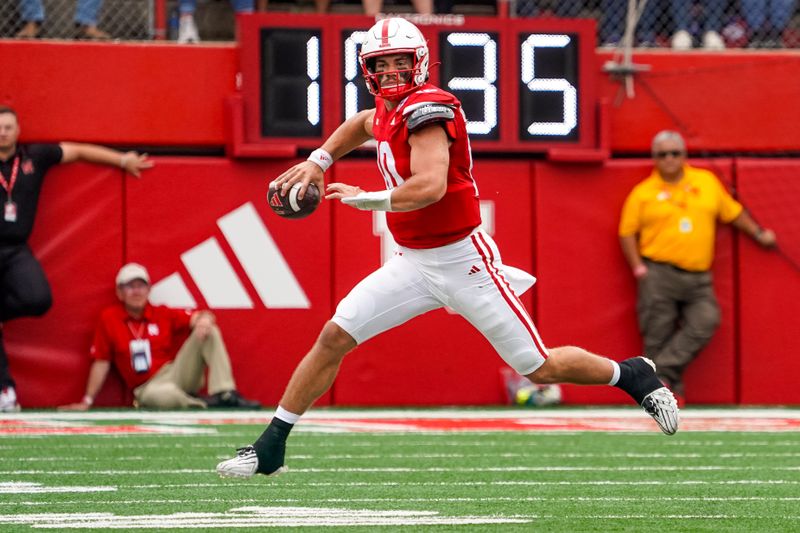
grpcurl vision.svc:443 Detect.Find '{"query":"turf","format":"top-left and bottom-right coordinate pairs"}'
top-left (1, 410), bottom-right (799, 531)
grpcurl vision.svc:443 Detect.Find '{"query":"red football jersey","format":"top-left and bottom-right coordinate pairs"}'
top-left (372, 83), bottom-right (481, 248)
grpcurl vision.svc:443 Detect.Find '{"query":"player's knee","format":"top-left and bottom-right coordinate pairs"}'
top-left (526, 359), bottom-right (559, 384)
top-left (526, 346), bottom-right (583, 384)
top-left (316, 321), bottom-right (357, 356)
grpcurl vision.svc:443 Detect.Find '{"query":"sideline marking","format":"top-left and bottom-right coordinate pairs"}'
top-left (3, 496), bottom-right (800, 507)
top-left (3, 409), bottom-right (800, 435)
top-left (0, 482), bottom-right (116, 494)
top-left (0, 420), bottom-right (216, 437)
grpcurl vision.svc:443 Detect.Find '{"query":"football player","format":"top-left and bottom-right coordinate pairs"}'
top-left (217, 17), bottom-right (679, 479)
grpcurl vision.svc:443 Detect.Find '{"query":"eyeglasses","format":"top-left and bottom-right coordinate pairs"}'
top-left (654, 150), bottom-right (685, 159)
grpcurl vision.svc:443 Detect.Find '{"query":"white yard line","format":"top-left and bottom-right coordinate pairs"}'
top-left (3, 465), bottom-right (800, 475)
top-left (3, 496), bottom-right (800, 506)
top-left (0, 507), bottom-right (531, 528)
top-left (1, 506), bottom-right (798, 529)
top-left (109, 479), bottom-right (800, 489)
top-left (6, 451), bottom-right (800, 461)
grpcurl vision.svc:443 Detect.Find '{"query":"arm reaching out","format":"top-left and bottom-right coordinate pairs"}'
top-left (58, 360), bottom-right (111, 411)
top-left (60, 142), bottom-right (154, 177)
top-left (327, 123), bottom-right (450, 212)
top-left (271, 109), bottom-right (375, 201)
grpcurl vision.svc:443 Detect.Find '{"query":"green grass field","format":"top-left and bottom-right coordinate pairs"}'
top-left (2, 409), bottom-right (799, 531)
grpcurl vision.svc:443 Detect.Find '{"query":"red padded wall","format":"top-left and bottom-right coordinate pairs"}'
top-left (8, 157), bottom-right (799, 407)
top-left (331, 160), bottom-right (535, 405)
top-left (4, 163), bottom-right (126, 408)
top-left (736, 160), bottom-right (800, 404)
top-left (123, 158), bottom-right (333, 406)
top-left (2, 41), bottom-right (800, 153)
top-left (596, 51), bottom-right (800, 152)
top-left (533, 160), bottom-right (737, 404)
top-left (0, 41), bottom-right (236, 146)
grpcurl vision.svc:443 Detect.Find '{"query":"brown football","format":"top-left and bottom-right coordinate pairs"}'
top-left (267, 182), bottom-right (321, 219)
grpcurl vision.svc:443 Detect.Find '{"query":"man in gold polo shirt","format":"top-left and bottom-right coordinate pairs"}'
top-left (619, 130), bottom-right (777, 405)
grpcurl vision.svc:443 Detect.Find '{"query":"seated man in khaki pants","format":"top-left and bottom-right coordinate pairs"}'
top-left (60, 263), bottom-right (259, 410)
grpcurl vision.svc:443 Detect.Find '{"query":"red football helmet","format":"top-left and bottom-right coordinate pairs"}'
top-left (359, 18), bottom-right (430, 101)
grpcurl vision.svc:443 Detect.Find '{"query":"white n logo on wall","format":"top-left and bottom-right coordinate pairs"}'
top-left (149, 202), bottom-right (310, 309)
top-left (372, 200), bottom-right (496, 265)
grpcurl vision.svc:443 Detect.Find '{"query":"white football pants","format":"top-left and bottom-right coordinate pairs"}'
top-left (332, 229), bottom-right (548, 375)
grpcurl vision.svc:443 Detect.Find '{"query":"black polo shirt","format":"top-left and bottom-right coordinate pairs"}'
top-left (0, 144), bottom-right (63, 245)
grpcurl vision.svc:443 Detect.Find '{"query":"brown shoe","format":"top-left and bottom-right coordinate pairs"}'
top-left (15, 21), bottom-right (41, 39)
top-left (78, 25), bottom-right (111, 40)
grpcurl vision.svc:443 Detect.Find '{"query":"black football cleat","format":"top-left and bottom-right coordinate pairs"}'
top-left (618, 357), bottom-right (680, 435)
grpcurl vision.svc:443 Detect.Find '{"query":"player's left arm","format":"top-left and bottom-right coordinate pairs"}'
top-left (60, 142), bottom-right (154, 177)
top-left (390, 124), bottom-right (449, 211)
top-left (328, 124), bottom-right (449, 212)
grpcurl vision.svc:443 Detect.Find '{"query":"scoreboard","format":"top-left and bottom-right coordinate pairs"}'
top-left (237, 14), bottom-right (598, 154)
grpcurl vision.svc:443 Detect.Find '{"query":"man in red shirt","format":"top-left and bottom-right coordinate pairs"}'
top-left (60, 263), bottom-right (259, 410)
top-left (217, 18), bottom-right (679, 479)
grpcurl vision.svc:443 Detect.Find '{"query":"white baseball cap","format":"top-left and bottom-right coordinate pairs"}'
top-left (116, 263), bottom-right (150, 286)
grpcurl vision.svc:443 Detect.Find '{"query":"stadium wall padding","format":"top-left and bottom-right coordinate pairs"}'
top-left (1, 41), bottom-right (799, 153)
top-left (3, 39), bottom-right (798, 406)
top-left (6, 158), bottom-right (797, 407)
top-left (123, 158), bottom-right (334, 406)
top-left (331, 160), bottom-right (535, 406)
top-left (0, 41), bottom-right (237, 146)
top-left (735, 160), bottom-right (800, 404)
top-left (4, 163), bottom-right (128, 408)
top-left (533, 160), bottom-right (737, 405)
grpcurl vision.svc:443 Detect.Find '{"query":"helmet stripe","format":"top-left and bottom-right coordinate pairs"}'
top-left (380, 19), bottom-right (390, 47)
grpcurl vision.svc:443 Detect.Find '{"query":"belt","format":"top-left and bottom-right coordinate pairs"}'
top-left (643, 258), bottom-right (705, 274)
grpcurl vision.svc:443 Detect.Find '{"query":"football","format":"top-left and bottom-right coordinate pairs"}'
top-left (267, 182), bottom-right (321, 219)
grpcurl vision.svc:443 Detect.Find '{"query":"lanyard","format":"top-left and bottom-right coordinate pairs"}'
top-left (127, 321), bottom-right (146, 340)
top-left (0, 156), bottom-right (19, 201)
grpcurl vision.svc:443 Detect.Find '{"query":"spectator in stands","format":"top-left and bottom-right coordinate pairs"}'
top-left (59, 263), bottom-right (261, 410)
top-left (515, 0), bottom-right (582, 18)
top-left (258, 0), bottom-right (434, 15)
top-left (618, 130), bottom-right (777, 406)
top-left (0, 105), bottom-right (152, 413)
top-left (16, 0), bottom-right (110, 39)
top-left (363, 0), bottom-right (433, 14)
top-left (740, 0), bottom-right (797, 48)
top-left (600, 0), bottom-right (659, 47)
top-left (433, 0), bottom-right (454, 13)
top-left (177, 0), bottom-right (253, 44)
top-left (256, 0), bottom-right (330, 13)
top-left (670, 0), bottom-right (726, 49)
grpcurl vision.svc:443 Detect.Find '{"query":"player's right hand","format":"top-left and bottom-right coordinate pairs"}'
top-left (271, 161), bottom-right (324, 201)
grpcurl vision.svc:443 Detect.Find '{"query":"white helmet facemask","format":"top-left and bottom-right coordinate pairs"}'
top-left (359, 18), bottom-right (430, 101)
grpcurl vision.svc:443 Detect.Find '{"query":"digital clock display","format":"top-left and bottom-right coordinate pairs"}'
top-left (240, 14), bottom-right (596, 154)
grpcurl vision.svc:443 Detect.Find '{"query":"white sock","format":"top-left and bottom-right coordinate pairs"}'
top-left (608, 360), bottom-right (621, 386)
top-left (274, 406), bottom-right (301, 425)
